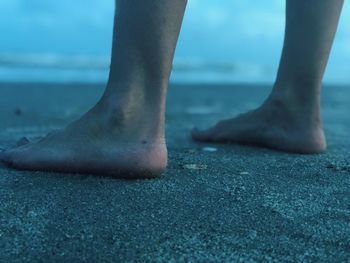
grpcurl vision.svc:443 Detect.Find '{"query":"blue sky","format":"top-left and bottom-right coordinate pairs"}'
top-left (1, 0), bottom-right (350, 83)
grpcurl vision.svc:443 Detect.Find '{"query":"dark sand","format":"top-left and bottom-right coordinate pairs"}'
top-left (0, 83), bottom-right (349, 262)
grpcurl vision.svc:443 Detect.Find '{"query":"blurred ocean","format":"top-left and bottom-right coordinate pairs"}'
top-left (0, 53), bottom-right (349, 84)
top-left (0, 53), bottom-right (278, 84)
top-left (1, 0), bottom-right (350, 84)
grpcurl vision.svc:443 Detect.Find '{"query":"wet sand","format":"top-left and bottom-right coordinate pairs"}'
top-left (0, 83), bottom-right (350, 262)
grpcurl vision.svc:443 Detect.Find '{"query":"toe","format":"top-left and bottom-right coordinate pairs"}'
top-left (0, 147), bottom-right (39, 170)
top-left (0, 150), bottom-right (15, 166)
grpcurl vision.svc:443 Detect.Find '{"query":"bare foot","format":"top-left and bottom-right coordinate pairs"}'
top-left (192, 97), bottom-right (326, 154)
top-left (0, 93), bottom-right (167, 178)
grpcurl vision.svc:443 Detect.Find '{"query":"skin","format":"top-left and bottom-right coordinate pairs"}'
top-left (0, 0), bottom-right (188, 178)
top-left (193, 0), bottom-right (344, 154)
top-left (0, 0), bottom-right (345, 178)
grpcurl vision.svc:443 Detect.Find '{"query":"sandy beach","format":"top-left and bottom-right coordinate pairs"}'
top-left (0, 83), bottom-right (349, 262)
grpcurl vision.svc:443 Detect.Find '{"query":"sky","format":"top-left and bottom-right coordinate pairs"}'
top-left (0, 0), bottom-right (350, 83)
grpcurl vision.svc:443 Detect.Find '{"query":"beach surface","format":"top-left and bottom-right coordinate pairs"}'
top-left (0, 83), bottom-right (349, 262)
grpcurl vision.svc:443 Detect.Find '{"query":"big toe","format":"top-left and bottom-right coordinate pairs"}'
top-left (0, 146), bottom-right (32, 168)
top-left (0, 149), bottom-right (15, 166)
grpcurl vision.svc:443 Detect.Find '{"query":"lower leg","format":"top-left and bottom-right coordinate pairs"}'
top-left (96, 0), bottom-right (187, 146)
top-left (193, 0), bottom-right (343, 153)
top-left (269, 0), bottom-right (344, 127)
top-left (0, 0), bottom-right (187, 177)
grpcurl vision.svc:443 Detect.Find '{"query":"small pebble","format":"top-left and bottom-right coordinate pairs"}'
top-left (202, 147), bottom-right (217, 152)
top-left (248, 230), bottom-right (257, 239)
top-left (183, 164), bottom-right (207, 170)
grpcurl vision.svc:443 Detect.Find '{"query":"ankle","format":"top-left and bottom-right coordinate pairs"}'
top-left (90, 85), bottom-right (166, 141)
top-left (271, 80), bottom-right (321, 106)
top-left (263, 93), bottom-right (323, 130)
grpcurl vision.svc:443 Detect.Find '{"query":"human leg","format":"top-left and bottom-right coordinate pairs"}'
top-left (0, 0), bottom-right (187, 177)
top-left (192, 0), bottom-right (343, 153)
